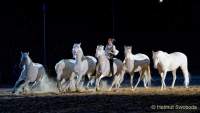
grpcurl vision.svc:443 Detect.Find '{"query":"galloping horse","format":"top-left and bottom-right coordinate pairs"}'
top-left (123, 46), bottom-right (151, 90)
top-left (95, 45), bottom-right (124, 91)
top-left (12, 52), bottom-right (46, 94)
top-left (72, 43), bottom-right (97, 90)
top-left (55, 59), bottom-right (77, 92)
top-left (152, 51), bottom-right (190, 90)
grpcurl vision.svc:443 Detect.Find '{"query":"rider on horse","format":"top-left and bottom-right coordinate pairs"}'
top-left (105, 38), bottom-right (119, 76)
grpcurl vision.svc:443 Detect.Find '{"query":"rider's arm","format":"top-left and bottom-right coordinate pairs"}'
top-left (112, 45), bottom-right (119, 55)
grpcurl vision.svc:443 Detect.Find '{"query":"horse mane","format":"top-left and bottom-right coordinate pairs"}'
top-left (157, 50), bottom-right (170, 59)
top-left (78, 47), bottom-right (87, 61)
top-left (81, 56), bottom-right (87, 61)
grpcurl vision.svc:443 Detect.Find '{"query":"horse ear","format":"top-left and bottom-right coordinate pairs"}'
top-left (21, 51), bottom-right (23, 55)
top-left (27, 52), bottom-right (29, 55)
top-left (79, 43), bottom-right (81, 46)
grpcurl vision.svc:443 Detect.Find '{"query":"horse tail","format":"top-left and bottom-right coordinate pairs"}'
top-left (181, 65), bottom-right (190, 88)
top-left (181, 55), bottom-right (190, 88)
top-left (183, 68), bottom-right (190, 88)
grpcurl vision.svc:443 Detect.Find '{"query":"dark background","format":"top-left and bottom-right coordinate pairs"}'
top-left (0, 0), bottom-right (199, 86)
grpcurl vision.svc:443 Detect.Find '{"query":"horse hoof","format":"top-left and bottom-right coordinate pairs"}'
top-left (96, 87), bottom-right (100, 92)
top-left (131, 88), bottom-right (136, 91)
top-left (85, 87), bottom-right (89, 90)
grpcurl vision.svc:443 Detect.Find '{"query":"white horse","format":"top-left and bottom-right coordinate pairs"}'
top-left (12, 52), bottom-right (46, 94)
top-left (95, 45), bottom-right (124, 91)
top-left (55, 59), bottom-right (77, 92)
top-left (72, 43), bottom-right (97, 90)
top-left (122, 46), bottom-right (151, 90)
top-left (152, 51), bottom-right (190, 90)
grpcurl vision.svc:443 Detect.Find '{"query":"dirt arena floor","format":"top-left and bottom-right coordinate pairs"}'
top-left (0, 86), bottom-right (200, 113)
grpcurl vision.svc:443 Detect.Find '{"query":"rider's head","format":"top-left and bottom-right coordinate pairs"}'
top-left (108, 38), bottom-right (115, 45)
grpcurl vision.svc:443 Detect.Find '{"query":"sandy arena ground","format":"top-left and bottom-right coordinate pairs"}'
top-left (0, 86), bottom-right (200, 113)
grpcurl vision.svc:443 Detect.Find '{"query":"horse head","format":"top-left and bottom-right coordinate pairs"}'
top-left (72, 43), bottom-right (83, 59)
top-left (19, 52), bottom-right (30, 68)
top-left (152, 51), bottom-right (163, 69)
top-left (124, 45), bottom-right (132, 58)
top-left (95, 45), bottom-right (105, 58)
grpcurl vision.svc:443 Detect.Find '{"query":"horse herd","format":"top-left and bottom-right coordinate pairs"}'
top-left (12, 43), bottom-right (190, 94)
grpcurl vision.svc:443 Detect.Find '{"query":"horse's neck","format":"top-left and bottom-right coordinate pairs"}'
top-left (76, 52), bottom-right (85, 63)
top-left (26, 57), bottom-right (33, 67)
top-left (125, 52), bottom-right (134, 60)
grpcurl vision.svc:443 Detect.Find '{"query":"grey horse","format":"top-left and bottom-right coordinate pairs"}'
top-left (55, 59), bottom-right (77, 92)
top-left (123, 46), bottom-right (151, 90)
top-left (12, 52), bottom-right (46, 94)
top-left (72, 43), bottom-right (97, 90)
top-left (95, 45), bottom-right (125, 91)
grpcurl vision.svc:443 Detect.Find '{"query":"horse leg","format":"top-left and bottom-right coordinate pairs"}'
top-left (115, 75), bottom-right (120, 88)
top-left (95, 77), bottom-right (99, 91)
top-left (130, 74), bottom-right (134, 89)
top-left (68, 73), bottom-right (76, 91)
top-left (160, 71), bottom-right (167, 90)
top-left (62, 79), bottom-right (70, 92)
top-left (160, 72), bottom-right (164, 90)
top-left (134, 75), bottom-right (141, 90)
top-left (23, 80), bottom-right (31, 93)
top-left (87, 76), bottom-right (95, 89)
top-left (80, 75), bottom-right (85, 88)
top-left (31, 74), bottom-right (43, 90)
top-left (118, 72), bottom-right (125, 86)
top-left (96, 75), bottom-right (103, 91)
top-left (76, 74), bottom-right (83, 91)
top-left (57, 79), bottom-right (62, 93)
top-left (86, 74), bottom-right (91, 89)
top-left (110, 75), bottom-right (118, 91)
top-left (90, 76), bottom-right (95, 86)
top-left (115, 75), bottom-right (121, 88)
top-left (86, 74), bottom-right (92, 89)
top-left (143, 77), bottom-right (147, 88)
top-left (12, 80), bottom-right (25, 94)
top-left (134, 77), bottom-right (141, 90)
top-left (163, 71), bottom-right (167, 89)
top-left (171, 70), bottom-right (177, 88)
top-left (143, 71), bottom-right (147, 88)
